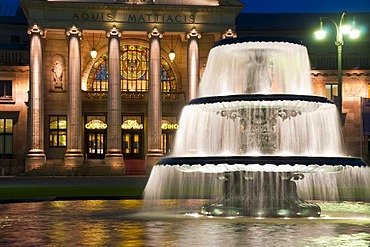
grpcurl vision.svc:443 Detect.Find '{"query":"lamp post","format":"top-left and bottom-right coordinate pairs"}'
top-left (314, 12), bottom-right (360, 124)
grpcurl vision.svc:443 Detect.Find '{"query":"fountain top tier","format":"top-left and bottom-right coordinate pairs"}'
top-left (159, 37), bottom-right (368, 173)
top-left (198, 36), bottom-right (313, 97)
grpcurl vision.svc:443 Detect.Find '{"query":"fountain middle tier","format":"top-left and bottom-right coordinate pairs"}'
top-left (172, 94), bottom-right (345, 158)
top-left (157, 156), bottom-right (367, 173)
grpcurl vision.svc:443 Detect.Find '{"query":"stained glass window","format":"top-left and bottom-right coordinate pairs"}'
top-left (89, 45), bottom-right (176, 92)
top-left (121, 45), bottom-right (148, 92)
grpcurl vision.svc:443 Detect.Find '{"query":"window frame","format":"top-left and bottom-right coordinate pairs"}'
top-left (49, 115), bottom-right (67, 147)
top-left (0, 118), bottom-right (13, 158)
top-left (0, 80), bottom-right (13, 100)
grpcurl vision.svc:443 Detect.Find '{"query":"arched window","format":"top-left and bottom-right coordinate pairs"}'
top-left (88, 45), bottom-right (177, 92)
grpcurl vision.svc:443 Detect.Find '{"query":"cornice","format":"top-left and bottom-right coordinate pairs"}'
top-left (0, 66), bottom-right (30, 73)
top-left (311, 70), bottom-right (370, 77)
top-left (21, 1), bottom-right (243, 13)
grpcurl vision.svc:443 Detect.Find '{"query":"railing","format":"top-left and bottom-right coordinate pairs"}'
top-left (82, 91), bottom-right (186, 102)
top-left (0, 50), bottom-right (29, 66)
top-left (310, 54), bottom-right (370, 70)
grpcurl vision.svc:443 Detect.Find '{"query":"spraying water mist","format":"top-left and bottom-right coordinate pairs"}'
top-left (144, 37), bottom-right (368, 217)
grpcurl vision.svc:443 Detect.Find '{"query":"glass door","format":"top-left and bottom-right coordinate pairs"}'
top-left (122, 131), bottom-right (142, 159)
top-left (161, 132), bottom-right (175, 155)
top-left (87, 131), bottom-right (106, 159)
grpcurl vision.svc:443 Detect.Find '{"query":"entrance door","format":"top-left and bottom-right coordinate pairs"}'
top-left (87, 131), bottom-right (106, 159)
top-left (161, 132), bottom-right (175, 155)
top-left (122, 131), bottom-right (142, 159)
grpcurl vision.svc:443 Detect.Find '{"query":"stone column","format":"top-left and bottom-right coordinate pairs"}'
top-left (105, 26), bottom-right (124, 168)
top-left (25, 24), bottom-right (46, 171)
top-left (146, 27), bottom-right (163, 174)
top-left (187, 27), bottom-right (201, 102)
top-left (64, 26), bottom-right (84, 167)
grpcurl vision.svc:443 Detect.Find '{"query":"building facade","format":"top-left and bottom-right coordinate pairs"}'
top-left (8, 0), bottom-right (243, 175)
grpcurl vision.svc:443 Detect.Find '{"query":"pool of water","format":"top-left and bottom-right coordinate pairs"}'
top-left (1, 200), bottom-right (370, 246)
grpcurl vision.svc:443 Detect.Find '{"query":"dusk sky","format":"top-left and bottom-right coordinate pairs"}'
top-left (240, 0), bottom-right (370, 13)
top-left (3, 0), bottom-right (370, 13)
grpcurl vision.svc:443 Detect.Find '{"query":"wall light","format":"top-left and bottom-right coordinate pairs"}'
top-left (169, 49), bottom-right (176, 62)
top-left (90, 49), bottom-right (97, 59)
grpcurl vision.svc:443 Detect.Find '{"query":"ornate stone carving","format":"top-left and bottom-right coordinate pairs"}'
top-left (51, 58), bottom-right (64, 91)
top-left (186, 27), bottom-right (201, 39)
top-left (148, 27), bottom-right (163, 39)
top-left (66, 25), bottom-right (82, 38)
top-left (222, 28), bottom-right (237, 39)
top-left (218, 107), bottom-right (301, 154)
top-left (344, 77), bottom-right (365, 97)
top-left (312, 77), bottom-right (325, 97)
top-left (106, 25), bottom-right (122, 38)
top-left (27, 24), bottom-right (44, 36)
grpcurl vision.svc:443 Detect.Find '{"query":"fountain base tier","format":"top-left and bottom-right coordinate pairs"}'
top-left (157, 156), bottom-right (367, 173)
top-left (200, 171), bottom-right (321, 218)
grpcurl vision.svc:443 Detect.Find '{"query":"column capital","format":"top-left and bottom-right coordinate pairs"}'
top-left (66, 25), bottom-right (82, 38)
top-left (27, 24), bottom-right (44, 36)
top-left (148, 27), bottom-right (163, 39)
top-left (222, 28), bottom-right (237, 39)
top-left (106, 25), bottom-right (122, 38)
top-left (186, 27), bottom-right (201, 39)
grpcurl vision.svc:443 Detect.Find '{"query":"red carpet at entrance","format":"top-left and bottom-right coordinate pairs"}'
top-left (124, 159), bottom-right (146, 176)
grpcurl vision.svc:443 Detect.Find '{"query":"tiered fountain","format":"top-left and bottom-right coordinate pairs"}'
top-left (144, 36), bottom-right (367, 217)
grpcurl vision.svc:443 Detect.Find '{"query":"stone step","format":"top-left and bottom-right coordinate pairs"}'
top-left (24, 165), bottom-right (125, 177)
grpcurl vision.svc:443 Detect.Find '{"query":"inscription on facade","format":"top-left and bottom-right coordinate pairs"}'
top-left (72, 12), bottom-right (196, 23)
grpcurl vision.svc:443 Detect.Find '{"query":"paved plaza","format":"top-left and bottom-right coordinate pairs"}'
top-left (0, 176), bottom-right (148, 188)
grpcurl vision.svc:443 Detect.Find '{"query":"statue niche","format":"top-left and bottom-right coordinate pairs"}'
top-left (51, 57), bottom-right (65, 91)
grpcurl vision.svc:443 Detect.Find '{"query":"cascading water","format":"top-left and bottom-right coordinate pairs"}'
top-left (144, 37), bottom-right (368, 217)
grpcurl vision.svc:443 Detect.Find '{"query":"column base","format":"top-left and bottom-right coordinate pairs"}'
top-left (64, 149), bottom-right (84, 167)
top-left (25, 149), bottom-right (46, 172)
top-left (146, 149), bottom-right (164, 176)
top-left (105, 150), bottom-right (124, 168)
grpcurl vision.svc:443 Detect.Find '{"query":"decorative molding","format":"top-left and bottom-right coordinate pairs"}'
top-left (222, 28), bottom-right (236, 39)
top-left (21, 1), bottom-right (243, 13)
top-left (106, 25), bottom-right (122, 38)
top-left (148, 27), bottom-right (163, 39)
top-left (186, 27), bottom-right (201, 39)
top-left (344, 77), bottom-right (366, 97)
top-left (66, 25), bottom-right (82, 37)
top-left (27, 24), bottom-right (44, 36)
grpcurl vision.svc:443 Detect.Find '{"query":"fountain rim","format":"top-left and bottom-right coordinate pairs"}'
top-left (214, 36), bottom-right (303, 47)
top-left (157, 156), bottom-right (367, 168)
top-left (189, 94), bottom-right (334, 105)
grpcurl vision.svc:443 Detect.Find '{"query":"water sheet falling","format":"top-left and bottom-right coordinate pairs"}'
top-left (144, 37), bottom-right (368, 217)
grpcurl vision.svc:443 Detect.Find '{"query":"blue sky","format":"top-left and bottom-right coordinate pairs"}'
top-left (3, 0), bottom-right (370, 13)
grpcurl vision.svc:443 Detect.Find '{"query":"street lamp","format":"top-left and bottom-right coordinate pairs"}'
top-left (314, 12), bottom-right (361, 124)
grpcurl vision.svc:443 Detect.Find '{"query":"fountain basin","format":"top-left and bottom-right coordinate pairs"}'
top-left (157, 156), bottom-right (367, 173)
top-left (190, 94), bottom-right (333, 105)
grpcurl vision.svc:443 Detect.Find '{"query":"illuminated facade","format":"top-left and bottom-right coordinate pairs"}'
top-left (14, 0), bottom-right (243, 175)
